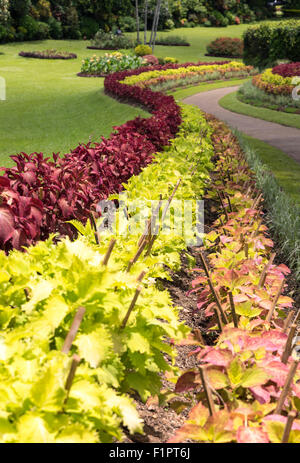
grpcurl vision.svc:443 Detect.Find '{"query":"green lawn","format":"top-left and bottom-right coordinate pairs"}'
top-left (237, 134), bottom-right (300, 205)
top-left (128, 24), bottom-right (251, 63)
top-left (0, 26), bottom-right (250, 166)
top-left (219, 91), bottom-right (300, 130)
top-left (0, 40), bottom-right (149, 166)
top-left (170, 77), bottom-right (250, 100)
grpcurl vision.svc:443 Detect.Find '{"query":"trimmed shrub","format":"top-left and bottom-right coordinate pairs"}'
top-left (134, 44), bottom-right (152, 56)
top-left (243, 20), bottom-right (300, 68)
top-left (206, 37), bottom-right (244, 58)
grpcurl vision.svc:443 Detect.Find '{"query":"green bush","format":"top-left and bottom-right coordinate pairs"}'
top-left (48, 17), bottom-right (63, 40)
top-left (63, 25), bottom-right (82, 40)
top-left (0, 24), bottom-right (15, 43)
top-left (243, 20), bottom-right (300, 68)
top-left (16, 25), bottom-right (27, 41)
top-left (118, 15), bottom-right (136, 32)
top-left (165, 18), bottom-right (175, 30)
top-left (207, 37), bottom-right (244, 58)
top-left (134, 44), bottom-right (152, 56)
top-left (36, 21), bottom-right (50, 39)
top-left (90, 29), bottom-right (133, 50)
top-left (19, 15), bottom-right (38, 39)
top-left (80, 16), bottom-right (99, 39)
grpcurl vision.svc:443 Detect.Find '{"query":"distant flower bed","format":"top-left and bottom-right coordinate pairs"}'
top-left (272, 62), bottom-right (300, 77)
top-left (79, 52), bottom-right (147, 77)
top-left (252, 67), bottom-right (300, 95)
top-left (19, 50), bottom-right (77, 60)
top-left (88, 29), bottom-right (133, 50)
top-left (206, 37), bottom-right (244, 58)
top-left (121, 61), bottom-right (255, 88)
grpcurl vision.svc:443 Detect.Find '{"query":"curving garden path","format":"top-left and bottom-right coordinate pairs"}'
top-left (183, 86), bottom-right (300, 164)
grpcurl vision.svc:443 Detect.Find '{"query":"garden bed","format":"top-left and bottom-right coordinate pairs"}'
top-left (1, 55), bottom-right (299, 444)
top-left (19, 50), bottom-right (77, 60)
top-left (238, 80), bottom-right (300, 114)
top-left (120, 114), bottom-right (300, 444)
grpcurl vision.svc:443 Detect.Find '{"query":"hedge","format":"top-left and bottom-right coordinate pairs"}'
top-left (243, 20), bottom-right (300, 69)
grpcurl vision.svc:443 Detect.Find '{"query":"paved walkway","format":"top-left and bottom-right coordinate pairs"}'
top-left (183, 86), bottom-right (300, 164)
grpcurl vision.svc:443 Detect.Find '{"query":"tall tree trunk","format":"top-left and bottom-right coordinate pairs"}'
top-left (151, 0), bottom-right (162, 52)
top-left (149, 0), bottom-right (159, 46)
top-left (144, 0), bottom-right (148, 45)
top-left (135, 0), bottom-right (140, 44)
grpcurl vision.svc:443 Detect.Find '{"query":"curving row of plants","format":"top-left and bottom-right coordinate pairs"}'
top-left (168, 117), bottom-right (300, 444)
top-left (121, 61), bottom-right (256, 90)
top-left (252, 66), bottom-right (300, 97)
top-left (0, 62), bottom-right (188, 253)
top-left (0, 104), bottom-right (215, 443)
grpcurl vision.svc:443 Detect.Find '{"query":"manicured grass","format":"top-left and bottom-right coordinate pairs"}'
top-left (237, 133), bottom-right (300, 205)
top-left (170, 77), bottom-right (250, 100)
top-left (128, 24), bottom-right (251, 63)
top-left (0, 40), bottom-right (149, 166)
top-left (219, 91), bottom-right (300, 129)
top-left (0, 24), bottom-right (269, 167)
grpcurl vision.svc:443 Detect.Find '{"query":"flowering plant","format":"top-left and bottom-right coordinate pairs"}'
top-left (80, 52), bottom-right (146, 75)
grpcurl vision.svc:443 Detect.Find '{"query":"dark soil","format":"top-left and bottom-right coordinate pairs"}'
top-left (77, 72), bottom-right (107, 78)
top-left (87, 46), bottom-right (131, 51)
top-left (205, 53), bottom-right (243, 59)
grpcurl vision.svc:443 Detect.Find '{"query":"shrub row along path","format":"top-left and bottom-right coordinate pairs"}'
top-left (183, 86), bottom-right (300, 164)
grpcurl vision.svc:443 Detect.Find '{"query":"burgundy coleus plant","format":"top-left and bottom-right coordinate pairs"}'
top-left (272, 62), bottom-right (300, 78)
top-left (0, 64), bottom-right (187, 251)
top-left (0, 177), bottom-right (43, 251)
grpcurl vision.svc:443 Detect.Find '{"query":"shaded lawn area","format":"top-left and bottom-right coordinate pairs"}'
top-left (238, 134), bottom-right (300, 206)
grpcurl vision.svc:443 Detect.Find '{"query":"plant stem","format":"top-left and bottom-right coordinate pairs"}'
top-left (61, 307), bottom-right (86, 354)
top-left (102, 239), bottom-right (116, 266)
top-left (281, 323), bottom-right (298, 364)
top-left (275, 360), bottom-right (299, 414)
top-left (120, 287), bottom-right (142, 329)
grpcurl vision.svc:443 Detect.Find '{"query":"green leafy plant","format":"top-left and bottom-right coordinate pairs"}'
top-left (80, 52), bottom-right (146, 76)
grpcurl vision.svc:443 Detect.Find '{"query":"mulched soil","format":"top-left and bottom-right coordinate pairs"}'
top-left (87, 46), bottom-right (131, 50)
top-left (77, 72), bottom-right (107, 78)
top-left (205, 53), bottom-right (243, 59)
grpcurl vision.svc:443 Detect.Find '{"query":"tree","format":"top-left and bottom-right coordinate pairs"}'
top-left (144, 0), bottom-right (148, 44)
top-left (135, 0), bottom-right (140, 43)
top-left (149, 0), bottom-right (162, 52)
